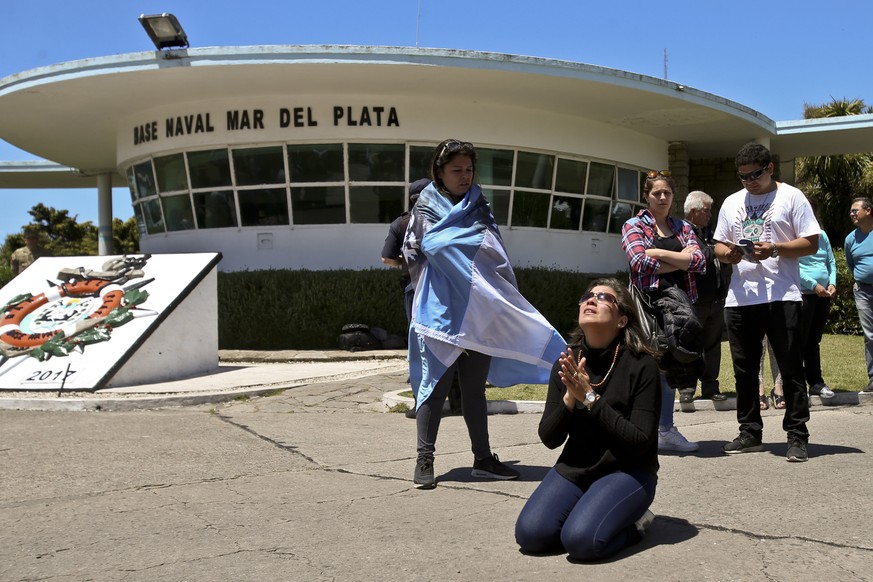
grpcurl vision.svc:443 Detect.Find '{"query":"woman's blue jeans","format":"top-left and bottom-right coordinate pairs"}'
top-left (515, 467), bottom-right (656, 561)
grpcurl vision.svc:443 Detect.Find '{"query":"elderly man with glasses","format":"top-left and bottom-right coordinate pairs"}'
top-left (713, 142), bottom-right (819, 463)
top-left (844, 197), bottom-right (873, 393)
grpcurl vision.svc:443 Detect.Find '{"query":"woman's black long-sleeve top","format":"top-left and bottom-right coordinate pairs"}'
top-left (538, 338), bottom-right (661, 489)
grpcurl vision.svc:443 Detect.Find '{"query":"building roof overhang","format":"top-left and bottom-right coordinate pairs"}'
top-left (1, 45), bottom-right (871, 188)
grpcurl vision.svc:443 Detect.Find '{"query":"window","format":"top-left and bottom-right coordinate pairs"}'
top-left (555, 158), bottom-right (587, 195)
top-left (477, 148), bottom-right (513, 186)
top-left (515, 151), bottom-right (554, 190)
top-left (616, 167), bottom-right (639, 202)
top-left (483, 188), bottom-right (510, 226)
top-left (409, 146), bottom-right (434, 182)
top-left (154, 153), bottom-right (188, 192)
top-left (291, 186), bottom-right (346, 225)
top-left (350, 185), bottom-right (404, 224)
top-left (348, 143), bottom-right (404, 181)
top-left (239, 188), bottom-right (289, 226)
top-left (550, 195), bottom-right (583, 231)
top-left (587, 162), bottom-right (615, 198)
top-left (512, 191), bottom-right (550, 228)
top-left (141, 198), bottom-right (165, 234)
top-left (188, 149), bottom-right (231, 189)
top-left (193, 191), bottom-right (237, 229)
top-left (287, 144), bottom-right (344, 182)
top-left (233, 146), bottom-right (285, 186)
top-left (582, 199), bottom-right (611, 233)
top-left (162, 194), bottom-right (195, 231)
top-left (133, 161), bottom-right (157, 199)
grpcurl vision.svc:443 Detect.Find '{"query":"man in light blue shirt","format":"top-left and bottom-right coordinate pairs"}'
top-left (844, 197), bottom-right (873, 392)
top-left (798, 229), bottom-right (836, 399)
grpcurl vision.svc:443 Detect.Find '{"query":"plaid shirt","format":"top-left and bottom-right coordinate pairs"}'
top-left (621, 209), bottom-right (706, 303)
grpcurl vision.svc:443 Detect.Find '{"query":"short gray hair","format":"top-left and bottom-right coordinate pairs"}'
top-left (684, 190), bottom-right (713, 217)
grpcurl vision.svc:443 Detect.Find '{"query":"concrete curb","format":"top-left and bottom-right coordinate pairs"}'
top-left (384, 389), bottom-right (873, 414)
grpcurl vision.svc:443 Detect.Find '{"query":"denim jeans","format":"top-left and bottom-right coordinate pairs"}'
top-left (416, 350), bottom-right (491, 460)
top-left (725, 301), bottom-right (810, 441)
top-left (800, 293), bottom-right (832, 388)
top-left (515, 467), bottom-right (656, 561)
top-left (853, 283), bottom-right (873, 381)
top-left (658, 373), bottom-right (674, 430)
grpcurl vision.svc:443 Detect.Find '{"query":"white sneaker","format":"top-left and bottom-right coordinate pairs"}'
top-left (634, 509), bottom-right (655, 537)
top-left (817, 384), bottom-right (835, 399)
top-left (658, 426), bottom-right (699, 452)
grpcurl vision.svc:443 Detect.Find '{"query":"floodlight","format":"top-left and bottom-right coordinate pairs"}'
top-left (138, 13), bottom-right (189, 50)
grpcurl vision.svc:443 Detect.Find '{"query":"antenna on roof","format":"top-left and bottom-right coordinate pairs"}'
top-left (663, 48), bottom-right (668, 80)
top-left (416, 0), bottom-right (422, 48)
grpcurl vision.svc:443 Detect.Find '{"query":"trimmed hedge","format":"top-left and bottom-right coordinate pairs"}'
top-left (217, 257), bottom-right (863, 350)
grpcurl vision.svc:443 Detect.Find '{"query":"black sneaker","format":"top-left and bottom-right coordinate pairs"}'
top-left (723, 433), bottom-right (764, 454)
top-left (863, 380), bottom-right (873, 393)
top-left (405, 406), bottom-right (416, 419)
top-left (704, 392), bottom-right (728, 402)
top-left (471, 453), bottom-right (519, 480)
top-left (678, 389), bottom-right (695, 403)
top-left (414, 457), bottom-right (435, 489)
top-left (787, 437), bottom-right (808, 463)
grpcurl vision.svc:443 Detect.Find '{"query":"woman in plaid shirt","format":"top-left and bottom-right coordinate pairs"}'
top-left (621, 171), bottom-right (705, 454)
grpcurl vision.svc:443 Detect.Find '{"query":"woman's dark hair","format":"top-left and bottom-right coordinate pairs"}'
top-left (430, 139), bottom-right (477, 194)
top-left (567, 277), bottom-right (658, 357)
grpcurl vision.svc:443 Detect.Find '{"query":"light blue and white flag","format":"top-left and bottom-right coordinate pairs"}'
top-left (404, 183), bottom-right (566, 408)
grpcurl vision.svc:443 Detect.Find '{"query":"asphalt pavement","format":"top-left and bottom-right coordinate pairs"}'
top-left (1, 350), bottom-right (872, 581)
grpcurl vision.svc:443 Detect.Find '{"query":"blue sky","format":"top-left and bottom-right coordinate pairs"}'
top-left (2, 0), bottom-right (871, 242)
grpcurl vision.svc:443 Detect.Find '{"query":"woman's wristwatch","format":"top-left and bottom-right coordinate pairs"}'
top-left (583, 391), bottom-right (599, 410)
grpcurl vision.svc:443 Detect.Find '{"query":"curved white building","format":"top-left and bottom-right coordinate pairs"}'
top-left (2, 46), bottom-right (872, 272)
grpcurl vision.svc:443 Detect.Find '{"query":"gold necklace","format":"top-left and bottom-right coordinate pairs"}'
top-left (579, 342), bottom-right (621, 388)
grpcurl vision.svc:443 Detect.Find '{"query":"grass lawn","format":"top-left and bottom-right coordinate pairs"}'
top-left (477, 333), bottom-right (868, 401)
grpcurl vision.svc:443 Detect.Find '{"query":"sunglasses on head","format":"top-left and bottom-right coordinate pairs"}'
top-left (737, 166), bottom-right (769, 182)
top-left (646, 170), bottom-right (671, 179)
top-left (438, 140), bottom-right (474, 159)
top-left (579, 291), bottom-right (618, 306)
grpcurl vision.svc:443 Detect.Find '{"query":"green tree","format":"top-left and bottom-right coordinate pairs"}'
top-left (113, 216), bottom-right (141, 254)
top-left (795, 98), bottom-right (873, 242)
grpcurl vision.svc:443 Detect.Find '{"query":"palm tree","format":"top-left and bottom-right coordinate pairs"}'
top-left (795, 98), bottom-right (873, 242)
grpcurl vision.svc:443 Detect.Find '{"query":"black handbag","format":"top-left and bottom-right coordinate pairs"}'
top-left (628, 283), bottom-right (665, 355)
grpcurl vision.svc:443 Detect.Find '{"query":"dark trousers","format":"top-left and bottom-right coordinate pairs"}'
top-left (725, 302), bottom-right (810, 441)
top-left (695, 299), bottom-right (725, 397)
top-left (800, 294), bottom-right (831, 389)
top-left (515, 467), bottom-right (656, 561)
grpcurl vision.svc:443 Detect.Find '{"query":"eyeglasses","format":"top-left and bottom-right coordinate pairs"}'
top-left (438, 139), bottom-right (474, 160)
top-left (579, 291), bottom-right (618, 306)
top-left (646, 170), bottom-right (672, 179)
top-left (737, 166), bottom-right (769, 182)
top-left (850, 208), bottom-right (861, 215)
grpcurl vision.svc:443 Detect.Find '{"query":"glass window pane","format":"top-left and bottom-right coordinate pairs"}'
top-left (126, 168), bottom-right (137, 203)
top-left (555, 159), bottom-right (587, 194)
top-left (410, 146), bottom-right (434, 182)
top-left (133, 161), bottom-right (157, 198)
top-left (287, 144), bottom-right (344, 182)
top-left (188, 149), bottom-right (231, 189)
top-left (233, 146), bottom-right (285, 186)
top-left (588, 162), bottom-right (615, 197)
top-left (291, 186), bottom-right (346, 225)
top-left (238, 187), bottom-right (289, 226)
top-left (482, 188), bottom-right (509, 226)
top-left (193, 191), bottom-right (237, 229)
top-left (582, 199), bottom-right (611, 232)
top-left (511, 191), bottom-right (550, 228)
top-left (477, 148), bottom-right (513, 186)
top-left (154, 153), bottom-right (188, 192)
top-left (550, 195), bottom-right (583, 230)
top-left (515, 151), bottom-right (554, 190)
top-left (617, 167), bottom-right (639, 202)
top-left (350, 185), bottom-right (404, 224)
top-left (133, 204), bottom-right (147, 236)
top-left (610, 202), bottom-right (636, 234)
top-left (161, 194), bottom-right (195, 231)
top-left (348, 143), bottom-right (404, 181)
top-left (141, 198), bottom-right (164, 234)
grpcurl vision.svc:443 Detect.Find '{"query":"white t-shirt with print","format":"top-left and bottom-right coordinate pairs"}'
top-left (714, 182), bottom-right (820, 307)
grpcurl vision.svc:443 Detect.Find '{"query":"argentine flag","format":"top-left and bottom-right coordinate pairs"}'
top-left (405, 183), bottom-right (566, 408)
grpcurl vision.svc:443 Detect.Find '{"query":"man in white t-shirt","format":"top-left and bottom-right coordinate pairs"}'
top-left (714, 142), bottom-right (819, 462)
